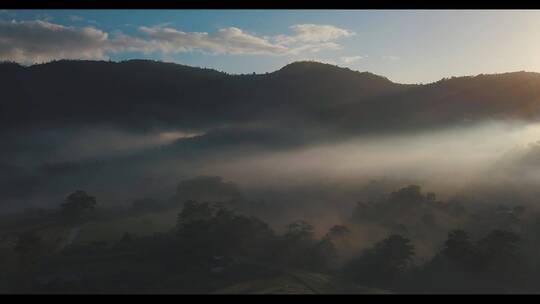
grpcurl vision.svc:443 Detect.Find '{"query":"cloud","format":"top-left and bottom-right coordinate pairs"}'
top-left (0, 20), bottom-right (109, 63)
top-left (0, 20), bottom-right (355, 63)
top-left (340, 55), bottom-right (364, 64)
top-left (131, 24), bottom-right (353, 56)
top-left (135, 26), bottom-right (289, 55)
top-left (275, 24), bottom-right (354, 44)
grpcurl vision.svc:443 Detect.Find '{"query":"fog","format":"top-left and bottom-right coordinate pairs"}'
top-left (4, 119), bottom-right (540, 214)
top-left (195, 120), bottom-right (540, 196)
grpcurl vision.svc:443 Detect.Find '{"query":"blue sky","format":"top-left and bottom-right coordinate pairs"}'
top-left (2, 10), bottom-right (540, 83)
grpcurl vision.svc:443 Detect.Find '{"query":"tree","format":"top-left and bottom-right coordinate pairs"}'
top-left (325, 225), bottom-right (351, 242)
top-left (373, 234), bottom-right (415, 272)
top-left (60, 190), bottom-right (97, 224)
top-left (470, 230), bottom-right (523, 292)
top-left (315, 225), bottom-right (352, 270)
top-left (389, 185), bottom-right (423, 203)
top-left (442, 229), bottom-right (477, 270)
top-left (279, 220), bottom-right (319, 269)
top-left (418, 229), bottom-right (523, 293)
top-left (477, 230), bottom-right (520, 272)
top-left (344, 234), bottom-right (415, 288)
top-left (320, 225), bottom-right (352, 256)
top-left (176, 200), bottom-right (214, 228)
top-left (284, 220), bottom-right (314, 242)
top-left (176, 201), bottom-right (277, 259)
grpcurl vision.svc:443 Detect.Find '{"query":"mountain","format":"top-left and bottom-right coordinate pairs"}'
top-left (0, 60), bottom-right (409, 134)
top-left (2, 60), bottom-right (540, 138)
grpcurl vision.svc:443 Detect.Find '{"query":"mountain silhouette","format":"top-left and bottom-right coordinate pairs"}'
top-left (2, 59), bottom-right (540, 137)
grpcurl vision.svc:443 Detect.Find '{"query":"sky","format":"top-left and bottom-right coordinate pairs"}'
top-left (2, 9), bottom-right (540, 83)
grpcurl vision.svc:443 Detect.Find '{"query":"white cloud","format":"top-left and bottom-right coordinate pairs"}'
top-left (135, 26), bottom-right (289, 55)
top-left (340, 55), bottom-right (364, 64)
top-left (0, 20), bottom-right (109, 63)
top-left (0, 20), bottom-right (355, 63)
top-left (275, 24), bottom-right (354, 44)
top-left (133, 24), bottom-right (353, 56)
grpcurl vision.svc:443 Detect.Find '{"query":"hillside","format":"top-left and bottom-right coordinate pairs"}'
top-left (3, 60), bottom-right (540, 137)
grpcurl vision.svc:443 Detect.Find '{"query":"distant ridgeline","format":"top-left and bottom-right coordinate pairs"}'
top-left (2, 60), bottom-right (540, 138)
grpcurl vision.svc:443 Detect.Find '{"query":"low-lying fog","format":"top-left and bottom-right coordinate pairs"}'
top-left (3, 119), bottom-right (540, 214)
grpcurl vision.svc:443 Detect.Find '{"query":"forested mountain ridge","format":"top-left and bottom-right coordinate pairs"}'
top-left (2, 60), bottom-right (540, 136)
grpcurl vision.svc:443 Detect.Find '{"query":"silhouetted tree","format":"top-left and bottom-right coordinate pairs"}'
top-left (284, 220), bottom-right (314, 242)
top-left (177, 200), bottom-right (214, 228)
top-left (325, 225), bottom-right (351, 242)
top-left (442, 229), bottom-right (477, 270)
top-left (176, 201), bottom-right (277, 260)
top-left (477, 230), bottom-right (520, 273)
top-left (314, 225), bottom-right (352, 270)
top-left (280, 220), bottom-right (319, 269)
top-left (60, 190), bottom-right (97, 225)
top-left (389, 185), bottom-right (423, 203)
top-left (344, 234), bottom-right (414, 288)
